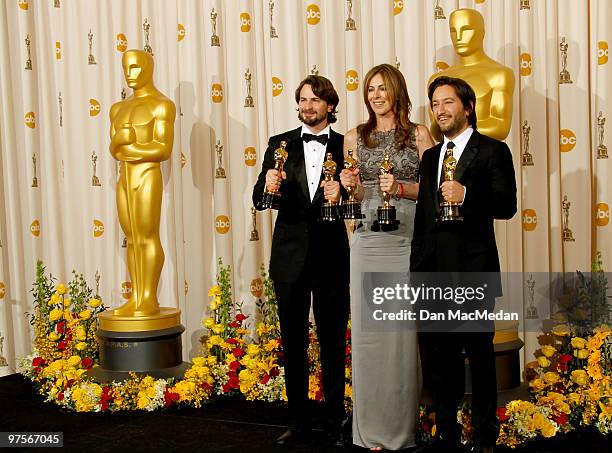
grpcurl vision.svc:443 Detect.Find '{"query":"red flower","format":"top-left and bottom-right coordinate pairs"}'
top-left (261, 374), bottom-right (270, 385)
top-left (229, 361), bottom-right (241, 371)
top-left (200, 383), bottom-right (213, 392)
top-left (270, 366), bottom-right (280, 377)
top-left (496, 407), bottom-right (509, 422)
top-left (553, 413), bottom-right (568, 426)
top-left (346, 329), bottom-right (351, 340)
top-left (57, 392), bottom-right (64, 401)
top-left (226, 338), bottom-right (238, 345)
top-left (228, 375), bottom-right (240, 388)
top-left (32, 357), bottom-right (46, 368)
top-left (57, 321), bottom-right (66, 334)
top-left (235, 313), bottom-right (247, 322)
top-left (559, 354), bottom-right (572, 364)
top-left (232, 347), bottom-right (245, 357)
top-left (164, 390), bottom-right (180, 407)
top-left (228, 321), bottom-right (240, 328)
top-left (81, 357), bottom-right (94, 369)
top-left (557, 362), bottom-right (568, 373)
top-left (57, 341), bottom-right (67, 350)
top-left (100, 401), bottom-right (109, 411)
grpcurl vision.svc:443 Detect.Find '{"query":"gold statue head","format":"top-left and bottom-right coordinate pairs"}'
top-left (449, 8), bottom-right (485, 57)
top-left (122, 49), bottom-right (154, 89)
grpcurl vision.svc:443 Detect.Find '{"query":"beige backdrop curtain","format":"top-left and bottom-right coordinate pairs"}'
top-left (0, 0), bottom-right (610, 377)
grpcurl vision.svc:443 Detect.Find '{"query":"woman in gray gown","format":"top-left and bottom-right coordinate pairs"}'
top-left (340, 64), bottom-right (434, 451)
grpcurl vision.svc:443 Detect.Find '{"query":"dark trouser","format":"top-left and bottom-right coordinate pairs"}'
top-left (419, 331), bottom-right (499, 446)
top-left (274, 266), bottom-right (349, 431)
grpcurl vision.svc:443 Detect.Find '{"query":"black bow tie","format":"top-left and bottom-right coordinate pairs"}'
top-left (302, 133), bottom-right (328, 145)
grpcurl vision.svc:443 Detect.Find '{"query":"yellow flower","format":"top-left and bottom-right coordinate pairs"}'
top-left (192, 357), bottom-right (206, 367)
top-left (570, 370), bottom-right (589, 386)
top-left (88, 298), bottom-right (101, 308)
top-left (599, 401), bottom-right (612, 420)
top-left (543, 372), bottom-right (560, 385)
top-left (574, 349), bottom-right (589, 359)
top-left (56, 283), bottom-right (67, 295)
top-left (540, 345), bottom-right (556, 358)
top-left (571, 337), bottom-right (587, 349)
top-left (537, 356), bottom-right (551, 368)
top-left (212, 324), bottom-right (224, 334)
top-left (203, 318), bottom-right (215, 329)
top-left (209, 300), bottom-right (219, 310)
top-left (49, 308), bottom-right (63, 321)
top-left (207, 285), bottom-right (221, 297)
top-left (48, 331), bottom-right (60, 341)
top-left (594, 324), bottom-right (611, 334)
top-left (264, 339), bottom-right (280, 352)
top-left (552, 324), bottom-right (570, 336)
top-left (63, 298), bottom-right (72, 307)
top-left (74, 326), bottom-right (86, 341)
top-left (67, 355), bottom-right (81, 367)
top-left (50, 293), bottom-right (61, 305)
top-left (79, 310), bottom-right (92, 320)
top-left (64, 309), bottom-right (73, 321)
top-left (256, 322), bottom-right (268, 337)
top-left (247, 344), bottom-right (260, 355)
top-left (75, 342), bottom-right (87, 351)
top-left (568, 392), bottom-right (581, 405)
top-left (208, 335), bottom-right (222, 346)
top-left (206, 356), bottom-right (217, 366)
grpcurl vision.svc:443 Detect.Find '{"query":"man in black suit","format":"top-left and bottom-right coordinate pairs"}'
top-left (411, 76), bottom-right (517, 453)
top-left (253, 75), bottom-right (349, 447)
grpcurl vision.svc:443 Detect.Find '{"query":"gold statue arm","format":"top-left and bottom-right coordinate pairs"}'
top-left (477, 72), bottom-right (514, 141)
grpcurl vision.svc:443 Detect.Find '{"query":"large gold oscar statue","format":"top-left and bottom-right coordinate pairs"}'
top-left (93, 50), bottom-right (186, 381)
top-left (429, 8), bottom-right (515, 141)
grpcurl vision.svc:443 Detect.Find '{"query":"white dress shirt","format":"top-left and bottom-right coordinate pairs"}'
top-left (301, 124), bottom-right (330, 201)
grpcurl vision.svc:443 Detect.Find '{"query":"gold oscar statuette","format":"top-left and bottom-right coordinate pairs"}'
top-left (321, 152), bottom-right (340, 222)
top-left (95, 270), bottom-right (101, 298)
top-left (91, 151), bottom-right (101, 186)
top-left (269, 0), bottom-right (278, 38)
top-left (429, 8), bottom-right (515, 141)
top-left (373, 153), bottom-right (400, 231)
top-left (244, 69), bottom-right (254, 108)
top-left (341, 149), bottom-right (364, 220)
top-left (311, 65), bottom-right (319, 76)
top-left (31, 153), bottom-right (38, 188)
top-left (521, 120), bottom-right (534, 166)
top-left (559, 37), bottom-right (572, 84)
top-left (25, 34), bottom-right (32, 70)
top-left (88, 30), bottom-right (96, 65)
top-left (345, 0), bottom-right (356, 31)
top-left (249, 206), bottom-right (259, 241)
top-left (211, 9), bottom-right (220, 47)
top-left (121, 88), bottom-right (127, 100)
top-left (520, 0), bottom-right (530, 10)
top-left (525, 274), bottom-right (538, 319)
top-left (122, 236), bottom-right (127, 248)
top-left (434, 0), bottom-right (446, 20)
top-left (562, 195), bottom-right (575, 242)
top-left (106, 49), bottom-right (178, 328)
top-left (143, 18), bottom-right (153, 56)
top-left (58, 91), bottom-right (63, 127)
top-left (54, 0), bottom-right (60, 7)
top-left (395, 57), bottom-right (401, 70)
top-left (261, 140), bottom-right (288, 210)
top-left (437, 144), bottom-right (463, 224)
top-left (215, 141), bottom-right (226, 179)
top-left (597, 111), bottom-right (608, 159)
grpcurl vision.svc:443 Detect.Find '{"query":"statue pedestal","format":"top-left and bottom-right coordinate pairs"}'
top-left (88, 308), bottom-right (189, 383)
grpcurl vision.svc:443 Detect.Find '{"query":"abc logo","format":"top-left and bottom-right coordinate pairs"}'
top-left (0, 282), bottom-right (5, 299)
top-left (30, 219), bottom-right (41, 236)
top-left (215, 215), bottom-right (231, 234)
top-left (435, 61), bottom-right (449, 72)
top-left (55, 41), bottom-right (61, 60)
top-left (522, 209), bottom-right (537, 231)
top-left (177, 24), bottom-right (185, 41)
top-left (520, 53), bottom-right (532, 76)
top-left (306, 5), bottom-right (321, 25)
top-left (595, 203), bottom-right (609, 227)
top-left (89, 98), bottom-right (101, 116)
top-left (24, 111), bottom-right (35, 128)
top-left (18, 0), bottom-right (28, 10)
top-left (560, 129), bottom-right (576, 152)
top-left (346, 69), bottom-right (359, 91)
top-left (475, 0), bottom-right (486, 3)
top-left (240, 13), bottom-right (251, 32)
top-left (272, 76), bottom-right (283, 96)
top-left (393, 0), bottom-right (404, 15)
top-left (244, 147), bottom-right (257, 166)
top-left (93, 219), bottom-right (105, 237)
top-left (121, 281), bottom-right (132, 300)
top-left (211, 83), bottom-right (224, 103)
top-left (180, 152), bottom-right (186, 168)
top-left (116, 33), bottom-right (128, 52)
top-left (250, 278), bottom-right (263, 298)
top-left (598, 41), bottom-right (609, 65)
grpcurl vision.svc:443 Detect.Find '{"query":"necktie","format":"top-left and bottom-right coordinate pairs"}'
top-left (439, 141), bottom-right (455, 187)
top-left (302, 133), bottom-right (329, 145)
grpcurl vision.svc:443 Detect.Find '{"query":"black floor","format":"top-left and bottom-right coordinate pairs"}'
top-left (1, 374), bottom-right (611, 452)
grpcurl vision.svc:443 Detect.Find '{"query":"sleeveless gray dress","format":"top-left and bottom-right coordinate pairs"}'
top-left (351, 129), bottom-right (420, 450)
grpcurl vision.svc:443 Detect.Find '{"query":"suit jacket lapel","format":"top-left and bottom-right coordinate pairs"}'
top-left (454, 131), bottom-right (480, 183)
top-left (429, 144), bottom-right (443, 209)
top-left (285, 128), bottom-right (310, 204)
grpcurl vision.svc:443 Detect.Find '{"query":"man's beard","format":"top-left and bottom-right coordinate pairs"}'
top-left (298, 110), bottom-right (327, 127)
top-left (438, 115), bottom-right (467, 137)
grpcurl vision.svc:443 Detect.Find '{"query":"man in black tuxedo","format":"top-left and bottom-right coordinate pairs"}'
top-left (411, 76), bottom-right (517, 453)
top-left (253, 75), bottom-right (349, 447)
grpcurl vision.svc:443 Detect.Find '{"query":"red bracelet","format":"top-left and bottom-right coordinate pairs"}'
top-left (394, 183), bottom-right (404, 200)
